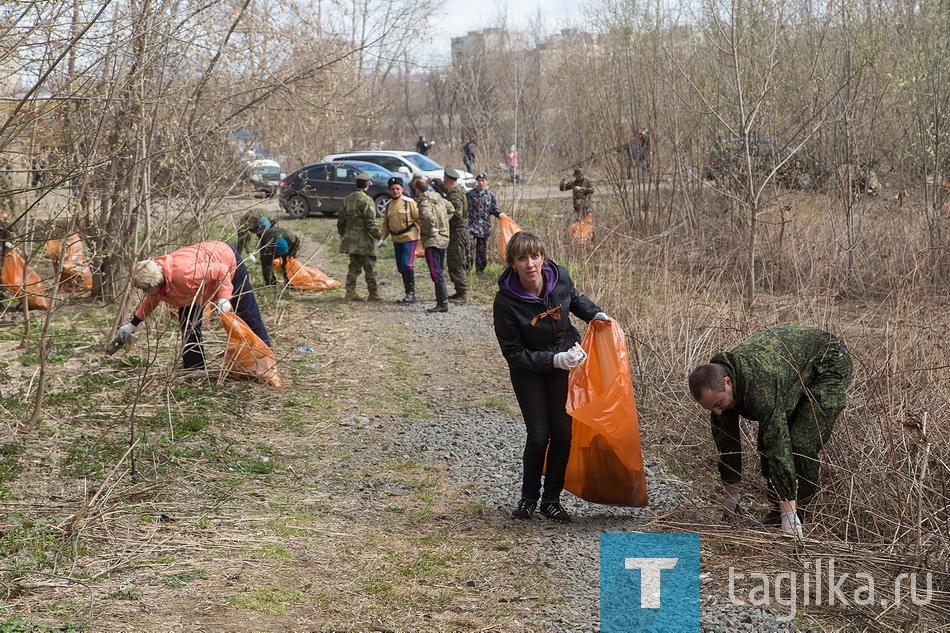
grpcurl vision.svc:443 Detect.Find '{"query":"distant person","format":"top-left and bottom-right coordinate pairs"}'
top-left (688, 326), bottom-right (854, 538)
top-left (636, 127), bottom-right (653, 178)
top-left (254, 219), bottom-right (301, 287)
top-left (412, 176), bottom-right (451, 313)
top-left (465, 172), bottom-right (504, 275)
top-left (463, 140), bottom-right (476, 174)
top-left (559, 168), bottom-right (594, 217)
top-left (416, 135), bottom-right (434, 156)
top-left (235, 209), bottom-right (278, 261)
top-left (440, 167), bottom-right (469, 302)
top-left (493, 230), bottom-right (610, 523)
top-left (506, 145), bottom-right (519, 183)
top-left (114, 241), bottom-right (271, 371)
top-left (338, 172), bottom-right (383, 301)
top-left (378, 177), bottom-right (421, 304)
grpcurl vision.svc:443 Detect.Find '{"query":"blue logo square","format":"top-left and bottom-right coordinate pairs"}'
top-left (600, 532), bottom-right (700, 632)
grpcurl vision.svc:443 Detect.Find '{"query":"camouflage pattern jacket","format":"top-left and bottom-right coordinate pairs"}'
top-left (444, 184), bottom-right (468, 230)
top-left (559, 176), bottom-right (594, 213)
top-left (417, 190), bottom-right (450, 250)
top-left (337, 189), bottom-right (380, 256)
top-left (466, 187), bottom-right (501, 238)
top-left (709, 326), bottom-right (848, 502)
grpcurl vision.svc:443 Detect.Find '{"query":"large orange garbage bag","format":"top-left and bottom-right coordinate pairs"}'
top-left (497, 214), bottom-right (523, 261)
top-left (45, 234), bottom-right (93, 292)
top-left (219, 311), bottom-right (281, 388)
top-left (569, 214), bottom-right (594, 243)
top-left (283, 257), bottom-right (342, 292)
top-left (1, 249), bottom-right (50, 311)
top-left (564, 319), bottom-right (648, 506)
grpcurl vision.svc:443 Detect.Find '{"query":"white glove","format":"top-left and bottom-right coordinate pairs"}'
top-left (245, 253), bottom-right (256, 264)
top-left (593, 312), bottom-right (610, 322)
top-left (430, 228), bottom-right (440, 237)
top-left (499, 212), bottom-right (507, 217)
top-left (781, 511), bottom-right (804, 538)
top-left (216, 298), bottom-right (232, 313)
top-left (377, 239), bottom-right (386, 250)
top-left (3, 242), bottom-right (12, 250)
top-left (117, 323), bottom-right (137, 344)
top-left (553, 344), bottom-right (587, 371)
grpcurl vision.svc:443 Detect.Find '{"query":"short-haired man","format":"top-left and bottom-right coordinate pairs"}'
top-left (338, 173), bottom-right (383, 301)
top-left (559, 168), bottom-right (594, 217)
top-left (465, 172), bottom-right (504, 275)
top-left (688, 326), bottom-right (854, 537)
top-left (441, 167), bottom-right (469, 302)
top-left (378, 177), bottom-right (421, 304)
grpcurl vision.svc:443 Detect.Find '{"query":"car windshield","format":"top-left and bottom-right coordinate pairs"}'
top-left (343, 161), bottom-right (396, 180)
top-left (254, 166), bottom-right (281, 176)
top-left (401, 153), bottom-right (442, 171)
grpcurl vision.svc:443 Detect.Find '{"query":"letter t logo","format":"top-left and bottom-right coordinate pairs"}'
top-left (624, 558), bottom-right (679, 608)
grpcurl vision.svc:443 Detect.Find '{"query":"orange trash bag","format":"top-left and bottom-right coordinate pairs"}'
top-left (497, 214), bottom-right (523, 261)
top-left (564, 319), bottom-right (648, 506)
top-left (569, 214), bottom-right (594, 243)
top-left (1, 249), bottom-right (50, 311)
top-left (283, 257), bottom-right (342, 292)
top-left (219, 311), bottom-right (281, 388)
top-left (45, 234), bottom-right (93, 292)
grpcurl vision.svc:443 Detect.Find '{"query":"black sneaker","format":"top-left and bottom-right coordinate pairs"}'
top-left (511, 498), bottom-right (536, 520)
top-left (539, 502), bottom-right (572, 523)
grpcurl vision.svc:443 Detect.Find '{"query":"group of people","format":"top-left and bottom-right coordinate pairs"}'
top-left (340, 166), bottom-right (510, 310)
top-left (493, 231), bottom-right (853, 533)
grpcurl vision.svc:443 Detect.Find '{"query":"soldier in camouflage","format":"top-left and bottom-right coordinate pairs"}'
top-left (439, 167), bottom-right (469, 302)
top-left (559, 168), bottom-right (594, 217)
top-left (688, 326), bottom-right (854, 537)
top-left (337, 173), bottom-right (382, 301)
top-left (465, 172), bottom-right (504, 274)
top-left (235, 209), bottom-right (278, 261)
top-left (412, 176), bottom-right (451, 313)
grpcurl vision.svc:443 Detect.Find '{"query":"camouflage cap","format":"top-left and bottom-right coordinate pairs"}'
top-left (354, 172), bottom-right (372, 184)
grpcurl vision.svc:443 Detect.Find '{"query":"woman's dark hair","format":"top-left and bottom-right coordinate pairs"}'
top-left (505, 231), bottom-right (546, 267)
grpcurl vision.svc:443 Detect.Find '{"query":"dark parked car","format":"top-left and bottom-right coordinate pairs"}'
top-left (703, 138), bottom-right (822, 189)
top-left (278, 160), bottom-right (410, 218)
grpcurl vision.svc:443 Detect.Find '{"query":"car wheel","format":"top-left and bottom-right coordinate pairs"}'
top-left (286, 196), bottom-right (309, 219)
top-left (374, 195), bottom-right (391, 218)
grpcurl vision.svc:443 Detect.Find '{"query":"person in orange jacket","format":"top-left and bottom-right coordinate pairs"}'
top-left (114, 240), bottom-right (271, 370)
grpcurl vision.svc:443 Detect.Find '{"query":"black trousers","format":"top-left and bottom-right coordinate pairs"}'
top-left (179, 250), bottom-right (272, 369)
top-left (509, 367), bottom-right (572, 504)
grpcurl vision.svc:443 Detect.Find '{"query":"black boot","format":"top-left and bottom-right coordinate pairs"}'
top-left (396, 269), bottom-right (415, 304)
top-left (427, 281), bottom-right (449, 313)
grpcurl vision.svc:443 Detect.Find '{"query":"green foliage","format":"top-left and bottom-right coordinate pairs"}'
top-left (0, 442), bottom-right (24, 484)
top-left (227, 586), bottom-right (301, 615)
top-left (163, 568), bottom-right (206, 589)
top-left (0, 517), bottom-right (71, 572)
top-left (0, 618), bottom-right (83, 632)
top-left (102, 587), bottom-right (141, 601)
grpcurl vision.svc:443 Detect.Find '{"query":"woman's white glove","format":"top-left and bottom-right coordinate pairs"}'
top-left (245, 253), bottom-right (256, 264)
top-left (2, 242), bottom-right (12, 250)
top-left (216, 298), bottom-right (233, 313)
top-left (593, 312), bottom-right (610, 322)
top-left (117, 322), bottom-right (137, 344)
top-left (553, 343), bottom-right (588, 370)
top-left (377, 239), bottom-right (386, 250)
top-left (781, 511), bottom-right (803, 538)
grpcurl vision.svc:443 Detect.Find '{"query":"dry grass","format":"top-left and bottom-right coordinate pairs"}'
top-left (508, 182), bottom-right (950, 630)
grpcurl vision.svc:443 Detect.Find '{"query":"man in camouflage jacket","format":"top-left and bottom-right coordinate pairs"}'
top-left (337, 173), bottom-right (382, 301)
top-left (465, 173), bottom-right (503, 274)
top-left (559, 168), bottom-right (594, 217)
top-left (438, 167), bottom-right (469, 301)
top-left (688, 326), bottom-right (854, 537)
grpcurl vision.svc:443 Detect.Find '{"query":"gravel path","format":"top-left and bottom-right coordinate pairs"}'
top-left (389, 299), bottom-right (804, 632)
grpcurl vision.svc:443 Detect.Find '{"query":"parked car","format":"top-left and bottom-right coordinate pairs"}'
top-left (246, 159), bottom-right (284, 196)
top-left (322, 149), bottom-right (476, 189)
top-left (278, 161), bottom-right (410, 218)
top-left (703, 138), bottom-right (822, 189)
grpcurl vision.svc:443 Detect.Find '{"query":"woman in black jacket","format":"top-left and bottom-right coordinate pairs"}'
top-left (493, 231), bottom-right (609, 523)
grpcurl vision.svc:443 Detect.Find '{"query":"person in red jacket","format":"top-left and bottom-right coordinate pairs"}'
top-left (114, 240), bottom-right (271, 370)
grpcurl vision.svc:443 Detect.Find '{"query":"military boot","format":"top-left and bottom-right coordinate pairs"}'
top-left (448, 290), bottom-right (467, 304)
top-left (396, 270), bottom-right (415, 304)
top-left (427, 281), bottom-right (449, 313)
top-left (344, 285), bottom-right (364, 302)
top-left (367, 287), bottom-right (385, 301)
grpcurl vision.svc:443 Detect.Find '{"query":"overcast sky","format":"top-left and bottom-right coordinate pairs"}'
top-left (425, 0), bottom-right (586, 64)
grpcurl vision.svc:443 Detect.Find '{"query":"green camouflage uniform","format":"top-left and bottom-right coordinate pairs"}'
top-left (236, 209), bottom-right (278, 256)
top-left (709, 326), bottom-right (853, 505)
top-left (337, 188), bottom-right (380, 293)
top-left (559, 175), bottom-right (594, 216)
top-left (444, 185), bottom-right (469, 298)
top-left (259, 227), bottom-right (300, 286)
